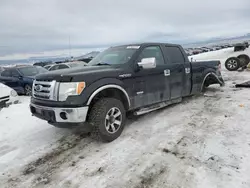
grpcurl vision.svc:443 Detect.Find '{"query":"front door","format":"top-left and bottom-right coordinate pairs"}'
top-left (131, 45), bottom-right (170, 108)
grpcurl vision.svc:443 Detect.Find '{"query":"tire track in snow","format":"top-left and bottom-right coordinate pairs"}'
top-left (3, 132), bottom-right (94, 188)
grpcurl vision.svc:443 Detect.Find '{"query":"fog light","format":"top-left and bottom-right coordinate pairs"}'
top-left (11, 90), bottom-right (17, 97)
top-left (60, 112), bottom-right (68, 120)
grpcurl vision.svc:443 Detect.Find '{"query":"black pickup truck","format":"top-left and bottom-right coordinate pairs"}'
top-left (30, 43), bottom-right (224, 142)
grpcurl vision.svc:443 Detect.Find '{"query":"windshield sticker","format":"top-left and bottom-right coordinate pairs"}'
top-left (126, 46), bottom-right (140, 49)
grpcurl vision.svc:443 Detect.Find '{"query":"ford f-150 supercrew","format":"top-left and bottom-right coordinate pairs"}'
top-left (30, 43), bottom-right (224, 142)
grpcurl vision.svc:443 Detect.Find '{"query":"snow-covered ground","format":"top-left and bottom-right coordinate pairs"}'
top-left (1, 49), bottom-right (250, 188)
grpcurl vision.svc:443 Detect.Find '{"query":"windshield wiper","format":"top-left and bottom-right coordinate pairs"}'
top-left (92, 62), bottom-right (111, 66)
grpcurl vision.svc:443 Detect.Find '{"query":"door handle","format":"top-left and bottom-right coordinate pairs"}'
top-left (185, 68), bottom-right (190, 74)
top-left (164, 69), bottom-right (170, 76)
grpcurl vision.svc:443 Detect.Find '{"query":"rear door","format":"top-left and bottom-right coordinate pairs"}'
top-left (10, 69), bottom-right (23, 87)
top-left (132, 45), bottom-right (170, 108)
top-left (163, 45), bottom-right (191, 99)
top-left (0, 70), bottom-right (14, 87)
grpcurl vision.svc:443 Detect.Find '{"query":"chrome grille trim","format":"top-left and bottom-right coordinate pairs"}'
top-left (32, 80), bottom-right (58, 101)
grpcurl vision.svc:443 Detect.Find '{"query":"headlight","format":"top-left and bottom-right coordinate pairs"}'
top-left (58, 82), bottom-right (85, 101)
top-left (10, 90), bottom-right (18, 97)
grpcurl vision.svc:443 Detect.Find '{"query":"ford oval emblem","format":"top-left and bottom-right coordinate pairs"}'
top-left (34, 85), bottom-right (43, 92)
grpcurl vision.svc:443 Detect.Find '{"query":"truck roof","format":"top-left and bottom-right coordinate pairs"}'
top-left (111, 42), bottom-right (182, 48)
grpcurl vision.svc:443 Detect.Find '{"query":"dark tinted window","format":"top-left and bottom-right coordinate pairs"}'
top-left (1, 70), bottom-right (11, 77)
top-left (49, 65), bottom-right (59, 71)
top-left (11, 69), bottom-right (20, 77)
top-left (69, 63), bottom-right (84, 68)
top-left (138, 46), bottom-right (165, 65)
top-left (18, 66), bottom-right (47, 76)
top-left (58, 64), bottom-right (69, 69)
top-left (165, 46), bottom-right (185, 63)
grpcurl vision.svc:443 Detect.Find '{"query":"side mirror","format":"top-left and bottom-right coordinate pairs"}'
top-left (137, 57), bottom-right (156, 69)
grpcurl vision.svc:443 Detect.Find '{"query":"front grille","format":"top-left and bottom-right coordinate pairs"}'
top-left (0, 96), bottom-right (10, 104)
top-left (32, 80), bottom-right (59, 101)
top-left (0, 96), bottom-right (10, 100)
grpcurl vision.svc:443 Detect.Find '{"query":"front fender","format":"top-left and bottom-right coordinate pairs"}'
top-left (79, 78), bottom-right (129, 106)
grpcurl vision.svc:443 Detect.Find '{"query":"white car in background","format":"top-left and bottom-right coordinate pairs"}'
top-left (0, 83), bottom-right (19, 109)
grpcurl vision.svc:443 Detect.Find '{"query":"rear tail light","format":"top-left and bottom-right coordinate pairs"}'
top-left (218, 62), bottom-right (221, 71)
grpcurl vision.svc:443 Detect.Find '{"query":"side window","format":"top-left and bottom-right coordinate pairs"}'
top-left (165, 46), bottom-right (185, 63)
top-left (11, 69), bottom-right (20, 77)
top-left (58, 64), bottom-right (69, 69)
top-left (49, 65), bottom-right (59, 71)
top-left (138, 46), bottom-right (165, 65)
top-left (1, 70), bottom-right (11, 77)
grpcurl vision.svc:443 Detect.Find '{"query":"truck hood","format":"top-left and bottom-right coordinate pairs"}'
top-left (35, 65), bottom-right (123, 82)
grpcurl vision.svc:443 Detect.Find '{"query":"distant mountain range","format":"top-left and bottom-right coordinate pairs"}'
top-left (183, 33), bottom-right (250, 47)
top-left (0, 51), bottom-right (101, 65)
top-left (1, 33), bottom-right (250, 65)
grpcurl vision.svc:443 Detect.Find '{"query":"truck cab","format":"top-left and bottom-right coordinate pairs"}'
top-left (30, 43), bottom-right (224, 142)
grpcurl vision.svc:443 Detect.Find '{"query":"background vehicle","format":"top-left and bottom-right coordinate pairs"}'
top-left (44, 63), bottom-right (56, 70)
top-left (225, 55), bottom-right (250, 71)
top-left (224, 44), bottom-right (250, 71)
top-left (0, 66), bottom-right (5, 74)
top-left (48, 61), bottom-right (87, 71)
top-left (0, 66), bottom-right (47, 95)
top-left (192, 48), bottom-right (203, 55)
top-left (30, 43), bottom-right (224, 142)
top-left (200, 47), bottom-right (210, 52)
top-left (234, 42), bottom-right (249, 52)
top-left (33, 61), bottom-right (53, 67)
top-left (0, 83), bottom-right (19, 108)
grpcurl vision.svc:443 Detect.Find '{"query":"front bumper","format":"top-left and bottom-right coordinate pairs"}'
top-left (30, 103), bottom-right (89, 123)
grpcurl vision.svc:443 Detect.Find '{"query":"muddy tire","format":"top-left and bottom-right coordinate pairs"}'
top-left (225, 57), bottom-right (240, 71)
top-left (24, 84), bottom-right (32, 96)
top-left (88, 98), bottom-right (126, 142)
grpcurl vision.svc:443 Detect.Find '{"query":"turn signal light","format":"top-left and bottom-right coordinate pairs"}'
top-left (77, 82), bottom-right (86, 95)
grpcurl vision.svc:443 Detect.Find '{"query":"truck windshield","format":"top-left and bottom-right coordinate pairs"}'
top-left (88, 46), bottom-right (138, 66)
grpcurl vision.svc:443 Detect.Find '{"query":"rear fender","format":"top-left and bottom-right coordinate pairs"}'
top-left (201, 72), bottom-right (224, 91)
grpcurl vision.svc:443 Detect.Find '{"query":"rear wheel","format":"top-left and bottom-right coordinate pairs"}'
top-left (88, 98), bottom-right (126, 142)
top-left (24, 84), bottom-right (32, 96)
top-left (225, 57), bottom-right (240, 71)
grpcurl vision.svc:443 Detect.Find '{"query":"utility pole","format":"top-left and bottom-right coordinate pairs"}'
top-left (68, 35), bottom-right (71, 59)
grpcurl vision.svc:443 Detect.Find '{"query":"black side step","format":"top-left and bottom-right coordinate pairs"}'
top-left (134, 98), bottom-right (182, 116)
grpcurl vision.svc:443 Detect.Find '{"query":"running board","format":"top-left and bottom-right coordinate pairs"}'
top-left (134, 98), bottom-right (182, 116)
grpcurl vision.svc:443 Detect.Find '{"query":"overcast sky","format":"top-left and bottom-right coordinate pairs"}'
top-left (0, 0), bottom-right (250, 59)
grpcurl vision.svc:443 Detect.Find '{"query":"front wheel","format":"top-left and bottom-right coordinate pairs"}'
top-left (88, 98), bottom-right (126, 142)
top-left (24, 84), bottom-right (32, 96)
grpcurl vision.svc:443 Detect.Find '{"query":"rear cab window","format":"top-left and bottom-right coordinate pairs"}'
top-left (164, 46), bottom-right (185, 64)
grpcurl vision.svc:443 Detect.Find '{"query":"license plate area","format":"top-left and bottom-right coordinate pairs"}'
top-left (36, 108), bottom-right (42, 114)
top-left (32, 106), bottom-right (56, 122)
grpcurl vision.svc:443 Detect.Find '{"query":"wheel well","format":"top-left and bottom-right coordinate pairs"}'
top-left (88, 88), bottom-right (130, 111)
top-left (202, 73), bottom-right (220, 90)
